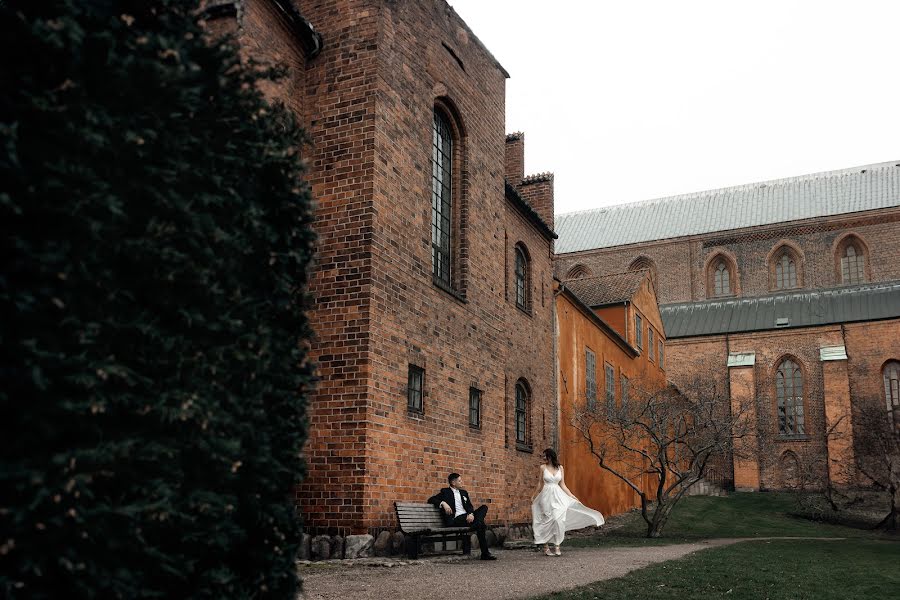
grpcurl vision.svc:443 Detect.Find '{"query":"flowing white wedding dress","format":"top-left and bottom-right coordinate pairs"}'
top-left (532, 465), bottom-right (605, 545)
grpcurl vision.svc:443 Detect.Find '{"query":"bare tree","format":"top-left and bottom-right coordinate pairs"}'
top-left (571, 378), bottom-right (752, 538)
top-left (854, 401), bottom-right (900, 531)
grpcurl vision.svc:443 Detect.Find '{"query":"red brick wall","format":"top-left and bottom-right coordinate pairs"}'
top-left (235, 0), bottom-right (384, 532)
top-left (234, 0), bottom-right (558, 533)
top-left (557, 209), bottom-right (900, 305)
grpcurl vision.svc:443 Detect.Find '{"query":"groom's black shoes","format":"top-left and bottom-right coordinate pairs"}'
top-left (480, 553), bottom-right (497, 561)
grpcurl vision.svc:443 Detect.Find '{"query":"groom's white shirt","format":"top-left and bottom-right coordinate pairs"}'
top-left (451, 488), bottom-right (466, 517)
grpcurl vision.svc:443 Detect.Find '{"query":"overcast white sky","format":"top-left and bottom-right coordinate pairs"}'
top-left (447, 0), bottom-right (900, 215)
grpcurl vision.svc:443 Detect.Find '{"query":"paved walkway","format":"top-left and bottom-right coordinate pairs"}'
top-left (299, 539), bottom-right (743, 600)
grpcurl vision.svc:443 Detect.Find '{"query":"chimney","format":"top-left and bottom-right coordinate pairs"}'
top-left (505, 132), bottom-right (524, 187)
top-left (518, 173), bottom-right (554, 229)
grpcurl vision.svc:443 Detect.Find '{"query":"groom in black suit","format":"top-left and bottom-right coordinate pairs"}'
top-left (427, 472), bottom-right (496, 560)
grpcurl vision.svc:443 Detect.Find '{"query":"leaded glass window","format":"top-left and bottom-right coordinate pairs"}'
top-left (841, 244), bottom-right (864, 284)
top-left (776, 359), bottom-right (804, 435)
top-left (431, 111), bottom-right (453, 286)
top-left (515, 247), bottom-right (527, 310)
top-left (714, 261), bottom-right (731, 296)
top-left (469, 387), bottom-right (481, 428)
top-left (408, 365), bottom-right (424, 413)
top-left (515, 382), bottom-right (528, 445)
top-left (775, 252), bottom-right (798, 289)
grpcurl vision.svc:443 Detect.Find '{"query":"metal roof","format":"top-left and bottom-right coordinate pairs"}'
top-left (555, 161), bottom-right (900, 254)
top-left (660, 281), bottom-right (900, 339)
top-left (562, 271), bottom-right (647, 307)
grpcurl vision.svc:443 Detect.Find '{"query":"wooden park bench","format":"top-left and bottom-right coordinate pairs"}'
top-left (395, 502), bottom-right (472, 559)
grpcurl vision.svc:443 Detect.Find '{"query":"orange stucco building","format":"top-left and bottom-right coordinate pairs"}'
top-left (555, 271), bottom-right (668, 516)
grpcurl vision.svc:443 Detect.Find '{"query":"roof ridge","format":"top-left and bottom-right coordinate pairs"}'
top-left (557, 160), bottom-right (900, 219)
top-left (521, 171), bottom-right (554, 184)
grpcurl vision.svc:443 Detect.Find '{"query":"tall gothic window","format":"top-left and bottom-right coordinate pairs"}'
top-left (431, 110), bottom-right (453, 287)
top-left (713, 260), bottom-right (731, 296)
top-left (515, 380), bottom-right (529, 446)
top-left (840, 243), bottom-right (865, 285)
top-left (884, 361), bottom-right (900, 430)
top-left (515, 245), bottom-right (528, 310)
top-left (774, 251), bottom-right (798, 290)
top-left (776, 359), bottom-right (805, 436)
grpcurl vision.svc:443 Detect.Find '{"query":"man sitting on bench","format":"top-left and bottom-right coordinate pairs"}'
top-left (427, 472), bottom-right (497, 560)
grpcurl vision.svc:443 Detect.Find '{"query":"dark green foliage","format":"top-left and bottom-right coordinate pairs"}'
top-left (0, 1), bottom-right (315, 597)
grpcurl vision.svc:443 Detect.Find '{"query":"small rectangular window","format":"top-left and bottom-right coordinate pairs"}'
top-left (648, 329), bottom-right (655, 362)
top-left (635, 314), bottom-right (643, 350)
top-left (407, 365), bottom-right (424, 413)
top-left (585, 348), bottom-right (597, 409)
top-left (605, 363), bottom-right (616, 418)
top-left (469, 387), bottom-right (481, 428)
top-left (658, 340), bottom-right (665, 369)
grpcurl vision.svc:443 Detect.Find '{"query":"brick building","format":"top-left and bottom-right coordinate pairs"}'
top-left (555, 162), bottom-right (900, 491)
top-left (207, 0), bottom-right (564, 534)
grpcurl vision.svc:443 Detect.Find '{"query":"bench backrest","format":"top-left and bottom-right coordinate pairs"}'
top-left (395, 502), bottom-right (447, 533)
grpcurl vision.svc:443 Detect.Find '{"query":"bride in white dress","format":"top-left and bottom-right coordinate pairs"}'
top-left (531, 448), bottom-right (605, 556)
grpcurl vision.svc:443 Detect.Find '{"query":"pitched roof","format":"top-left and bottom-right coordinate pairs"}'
top-left (555, 161), bottom-right (900, 254)
top-left (660, 281), bottom-right (900, 339)
top-left (561, 270), bottom-right (647, 307)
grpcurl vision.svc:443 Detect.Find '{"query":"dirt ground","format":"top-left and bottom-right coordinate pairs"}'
top-left (298, 539), bottom-right (741, 600)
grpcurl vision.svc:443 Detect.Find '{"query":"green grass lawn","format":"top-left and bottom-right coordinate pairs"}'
top-left (540, 493), bottom-right (899, 599)
top-left (567, 493), bottom-right (880, 548)
top-left (534, 539), bottom-right (900, 600)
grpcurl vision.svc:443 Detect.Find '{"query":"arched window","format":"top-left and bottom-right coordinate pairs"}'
top-left (713, 260), bottom-right (731, 296)
top-left (515, 380), bottom-right (530, 446)
top-left (776, 359), bottom-right (805, 436)
top-left (565, 264), bottom-right (592, 279)
top-left (431, 109), bottom-right (454, 287)
top-left (884, 361), bottom-right (900, 430)
top-left (841, 243), bottom-right (865, 284)
top-left (514, 245), bottom-right (528, 310)
top-left (773, 251), bottom-right (798, 290)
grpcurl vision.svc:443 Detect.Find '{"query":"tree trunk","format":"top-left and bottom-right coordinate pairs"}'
top-left (646, 501), bottom-right (675, 538)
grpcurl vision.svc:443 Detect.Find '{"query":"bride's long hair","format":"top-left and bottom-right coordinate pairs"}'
top-left (542, 448), bottom-right (560, 468)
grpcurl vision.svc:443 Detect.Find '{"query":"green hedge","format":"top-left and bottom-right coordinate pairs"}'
top-left (0, 1), bottom-right (315, 597)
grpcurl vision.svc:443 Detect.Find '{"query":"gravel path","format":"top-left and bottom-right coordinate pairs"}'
top-left (299, 539), bottom-right (743, 600)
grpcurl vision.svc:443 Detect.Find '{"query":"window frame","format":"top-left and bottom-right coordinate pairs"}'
top-left (658, 339), bottom-right (665, 370)
top-left (648, 328), bottom-right (655, 362)
top-left (841, 243), bottom-right (865, 285)
top-left (774, 250), bottom-right (798, 290)
top-left (431, 110), bottom-right (454, 289)
top-left (514, 244), bottom-right (529, 312)
top-left (469, 386), bottom-right (482, 429)
top-left (407, 365), bottom-right (425, 414)
top-left (605, 363), bottom-right (616, 418)
top-left (713, 260), bottom-right (731, 296)
top-left (635, 313), bottom-right (643, 351)
top-left (585, 348), bottom-right (597, 410)
top-left (775, 358), bottom-right (806, 437)
top-left (515, 380), bottom-right (530, 449)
